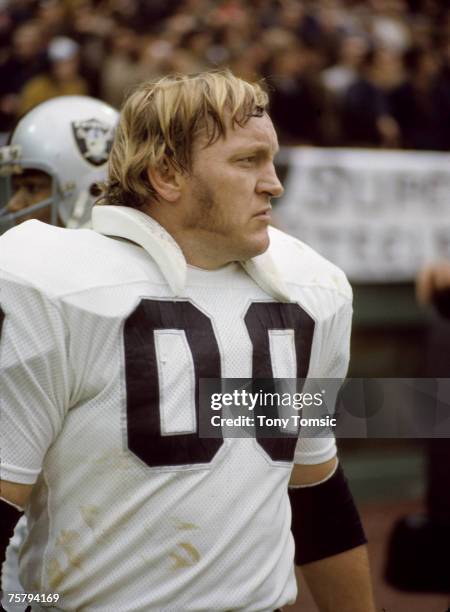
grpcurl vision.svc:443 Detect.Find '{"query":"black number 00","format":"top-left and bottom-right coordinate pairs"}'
top-left (124, 300), bottom-right (314, 468)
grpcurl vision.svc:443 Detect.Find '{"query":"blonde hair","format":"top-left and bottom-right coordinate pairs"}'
top-left (103, 70), bottom-right (268, 209)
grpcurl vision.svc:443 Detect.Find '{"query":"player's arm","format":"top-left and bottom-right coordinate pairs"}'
top-left (287, 287), bottom-right (375, 611)
top-left (288, 459), bottom-right (375, 612)
top-left (0, 257), bottom-right (72, 589)
top-left (1, 481), bottom-right (31, 509)
top-left (289, 457), bottom-right (337, 487)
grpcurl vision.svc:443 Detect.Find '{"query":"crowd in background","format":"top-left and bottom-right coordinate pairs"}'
top-left (1, 0), bottom-right (450, 149)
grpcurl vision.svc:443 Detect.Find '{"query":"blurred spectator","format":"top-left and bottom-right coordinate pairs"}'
top-left (179, 26), bottom-right (213, 65)
top-left (137, 39), bottom-right (179, 83)
top-left (100, 24), bottom-right (143, 109)
top-left (369, 0), bottom-right (411, 53)
top-left (435, 40), bottom-right (450, 152)
top-left (366, 45), bottom-right (404, 90)
top-left (37, 0), bottom-right (70, 40)
top-left (340, 47), bottom-right (400, 147)
top-left (267, 42), bottom-right (335, 145)
top-left (19, 36), bottom-right (88, 115)
top-left (390, 46), bottom-right (447, 150)
top-left (1, 0), bottom-right (36, 34)
top-left (71, 1), bottom-right (115, 96)
top-left (321, 34), bottom-right (369, 99)
top-left (0, 0), bottom-right (13, 51)
top-left (0, 20), bottom-right (46, 131)
top-left (229, 42), bottom-right (268, 83)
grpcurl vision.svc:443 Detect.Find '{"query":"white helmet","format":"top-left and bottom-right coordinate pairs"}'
top-left (0, 95), bottom-right (118, 232)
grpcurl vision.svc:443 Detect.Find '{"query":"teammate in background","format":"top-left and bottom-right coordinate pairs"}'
top-left (0, 95), bottom-right (117, 234)
top-left (0, 71), bottom-right (375, 612)
top-left (0, 95), bottom-right (118, 612)
top-left (385, 260), bottom-right (450, 594)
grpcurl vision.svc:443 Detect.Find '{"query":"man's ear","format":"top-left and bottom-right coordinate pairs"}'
top-left (147, 157), bottom-right (183, 203)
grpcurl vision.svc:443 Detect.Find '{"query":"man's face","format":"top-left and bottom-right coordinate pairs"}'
top-left (13, 24), bottom-right (42, 61)
top-left (8, 170), bottom-right (53, 224)
top-left (180, 113), bottom-right (283, 264)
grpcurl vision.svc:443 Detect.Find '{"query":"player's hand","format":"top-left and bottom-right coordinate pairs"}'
top-left (416, 261), bottom-right (450, 308)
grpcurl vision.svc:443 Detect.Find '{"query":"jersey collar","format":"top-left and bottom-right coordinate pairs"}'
top-left (92, 205), bottom-right (290, 301)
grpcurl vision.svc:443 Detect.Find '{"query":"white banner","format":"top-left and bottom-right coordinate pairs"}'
top-left (276, 147), bottom-right (450, 282)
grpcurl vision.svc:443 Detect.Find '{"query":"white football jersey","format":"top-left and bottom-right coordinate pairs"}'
top-left (0, 207), bottom-right (352, 612)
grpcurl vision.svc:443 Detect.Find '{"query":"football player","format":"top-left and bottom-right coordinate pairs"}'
top-left (0, 71), bottom-right (375, 611)
top-left (0, 95), bottom-right (117, 233)
top-left (385, 260), bottom-right (450, 593)
top-left (0, 95), bottom-right (118, 612)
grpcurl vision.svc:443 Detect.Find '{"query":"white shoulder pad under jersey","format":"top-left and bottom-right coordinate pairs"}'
top-left (0, 219), bottom-right (166, 298)
top-left (260, 227), bottom-right (353, 465)
top-left (266, 226), bottom-right (352, 300)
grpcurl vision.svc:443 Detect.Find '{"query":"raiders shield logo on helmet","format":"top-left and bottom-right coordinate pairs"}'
top-left (72, 118), bottom-right (114, 166)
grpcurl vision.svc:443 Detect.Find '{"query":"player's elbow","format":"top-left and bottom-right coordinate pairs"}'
top-left (0, 479), bottom-right (33, 510)
top-left (289, 456), bottom-right (338, 487)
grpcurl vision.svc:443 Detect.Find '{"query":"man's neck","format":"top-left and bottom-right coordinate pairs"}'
top-left (143, 207), bottom-right (230, 270)
top-left (167, 227), bottom-right (231, 270)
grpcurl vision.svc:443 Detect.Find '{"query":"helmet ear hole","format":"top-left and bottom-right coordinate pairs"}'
top-left (89, 183), bottom-right (102, 197)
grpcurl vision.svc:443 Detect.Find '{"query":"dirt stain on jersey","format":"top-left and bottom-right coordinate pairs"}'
top-left (79, 505), bottom-right (109, 547)
top-left (94, 451), bottom-right (131, 472)
top-left (47, 557), bottom-right (65, 590)
top-left (91, 504), bottom-right (137, 547)
top-left (80, 505), bottom-right (100, 530)
top-left (56, 530), bottom-right (84, 569)
top-left (95, 529), bottom-right (109, 546)
top-left (170, 517), bottom-right (199, 531)
top-left (169, 542), bottom-right (201, 569)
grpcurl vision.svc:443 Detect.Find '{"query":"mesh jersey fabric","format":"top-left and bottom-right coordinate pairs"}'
top-left (0, 216), bottom-right (352, 612)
